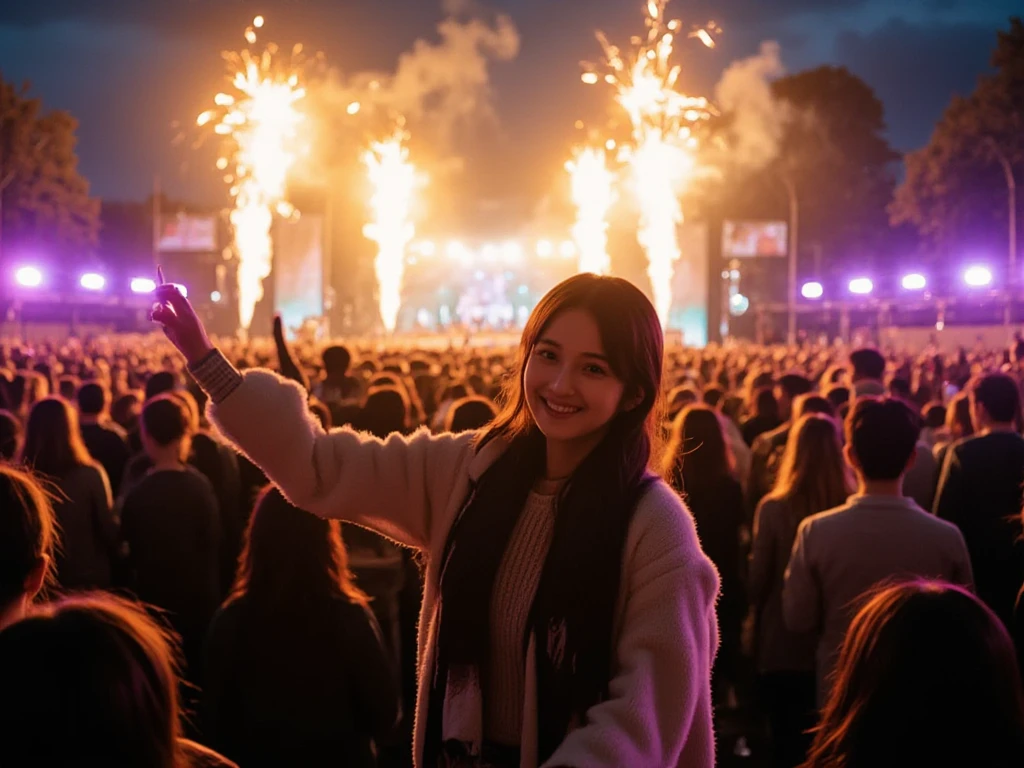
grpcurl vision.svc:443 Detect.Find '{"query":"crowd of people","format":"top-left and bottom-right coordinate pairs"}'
top-left (1, 272), bottom-right (1024, 767)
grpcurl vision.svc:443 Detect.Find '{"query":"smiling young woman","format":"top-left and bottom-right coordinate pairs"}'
top-left (152, 272), bottom-right (719, 768)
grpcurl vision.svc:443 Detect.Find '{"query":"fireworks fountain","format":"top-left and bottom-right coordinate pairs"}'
top-left (198, 17), bottom-right (306, 331)
top-left (582, 0), bottom-right (717, 327)
top-left (566, 145), bottom-right (616, 275)
top-left (362, 126), bottom-right (424, 334)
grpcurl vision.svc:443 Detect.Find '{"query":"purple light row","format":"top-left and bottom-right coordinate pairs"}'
top-left (12, 266), bottom-right (197, 300)
top-left (801, 265), bottom-right (994, 300)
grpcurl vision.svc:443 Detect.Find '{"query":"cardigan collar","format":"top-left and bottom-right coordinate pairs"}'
top-left (466, 433), bottom-right (511, 483)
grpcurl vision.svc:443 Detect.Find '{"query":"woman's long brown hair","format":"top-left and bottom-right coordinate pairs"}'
top-left (19, 396), bottom-right (95, 479)
top-left (662, 404), bottom-right (735, 491)
top-left (765, 414), bottom-right (850, 529)
top-left (230, 485), bottom-right (368, 610)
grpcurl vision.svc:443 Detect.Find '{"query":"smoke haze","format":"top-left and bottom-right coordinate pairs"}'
top-left (714, 41), bottom-right (788, 170)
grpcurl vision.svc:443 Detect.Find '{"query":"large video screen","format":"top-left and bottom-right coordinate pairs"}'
top-left (722, 220), bottom-right (787, 258)
top-left (157, 213), bottom-right (218, 252)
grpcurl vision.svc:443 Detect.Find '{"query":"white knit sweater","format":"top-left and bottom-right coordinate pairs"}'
top-left (195, 353), bottom-right (720, 768)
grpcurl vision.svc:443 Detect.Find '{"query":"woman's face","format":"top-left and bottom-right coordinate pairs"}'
top-left (524, 309), bottom-right (626, 449)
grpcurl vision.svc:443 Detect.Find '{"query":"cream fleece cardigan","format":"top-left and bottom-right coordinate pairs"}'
top-left (204, 365), bottom-right (720, 768)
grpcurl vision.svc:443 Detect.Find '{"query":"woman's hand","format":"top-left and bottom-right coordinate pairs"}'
top-left (150, 268), bottom-right (215, 366)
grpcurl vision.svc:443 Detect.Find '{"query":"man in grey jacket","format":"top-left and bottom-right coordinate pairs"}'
top-left (783, 396), bottom-right (974, 704)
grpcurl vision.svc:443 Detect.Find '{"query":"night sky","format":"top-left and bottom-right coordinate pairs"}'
top-left (0, 0), bottom-right (1018, 207)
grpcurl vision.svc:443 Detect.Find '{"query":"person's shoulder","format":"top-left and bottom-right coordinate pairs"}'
top-left (125, 452), bottom-right (149, 473)
top-left (68, 461), bottom-right (106, 486)
top-left (329, 593), bottom-right (378, 626)
top-left (752, 423), bottom-right (787, 452)
top-left (100, 421), bottom-right (128, 441)
top-left (178, 738), bottom-right (238, 768)
top-left (207, 595), bottom-right (246, 633)
top-left (795, 500), bottom-right (851, 537)
top-left (910, 502), bottom-right (966, 536)
top-left (756, 494), bottom-right (790, 520)
top-left (913, 440), bottom-right (937, 464)
top-left (191, 430), bottom-right (218, 449)
top-left (750, 429), bottom-right (772, 452)
top-left (949, 433), bottom-right (980, 455)
top-left (183, 465), bottom-right (219, 496)
top-left (954, 431), bottom-right (1024, 458)
top-left (768, 423), bottom-right (790, 445)
top-left (626, 478), bottom-right (703, 562)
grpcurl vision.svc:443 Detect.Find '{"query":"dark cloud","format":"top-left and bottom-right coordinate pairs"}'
top-left (0, 0), bottom-right (1016, 201)
top-left (835, 17), bottom-right (997, 150)
top-left (0, 0), bottom-right (328, 29)
top-left (0, 0), bottom-right (877, 31)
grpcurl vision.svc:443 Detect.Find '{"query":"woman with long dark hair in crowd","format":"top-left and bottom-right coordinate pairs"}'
top-left (750, 414), bottom-right (850, 767)
top-left (0, 464), bottom-right (55, 630)
top-left (155, 272), bottom-right (718, 767)
top-left (203, 486), bottom-right (398, 767)
top-left (0, 593), bottom-right (237, 767)
top-left (8, 370), bottom-right (49, 423)
top-left (804, 580), bottom-right (1024, 768)
top-left (19, 396), bottom-right (116, 590)
top-left (933, 391), bottom-right (973, 466)
top-left (0, 409), bottom-right (21, 460)
top-left (664, 404), bottom-right (744, 705)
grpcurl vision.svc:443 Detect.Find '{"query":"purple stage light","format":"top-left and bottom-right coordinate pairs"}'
top-left (901, 273), bottom-right (926, 291)
top-left (14, 266), bottom-right (42, 288)
top-left (963, 265), bottom-right (993, 287)
top-left (130, 277), bottom-right (156, 294)
top-left (801, 281), bottom-right (823, 300)
top-left (848, 277), bottom-right (873, 295)
top-left (80, 273), bottom-right (105, 291)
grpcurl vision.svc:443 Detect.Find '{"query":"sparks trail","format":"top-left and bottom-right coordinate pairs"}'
top-left (581, 0), bottom-right (718, 328)
top-left (362, 126), bottom-right (424, 334)
top-left (567, 145), bottom-right (616, 276)
top-left (198, 17), bottom-right (307, 331)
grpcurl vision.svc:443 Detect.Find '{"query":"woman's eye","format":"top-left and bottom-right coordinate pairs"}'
top-left (585, 365), bottom-right (607, 376)
top-left (537, 349), bottom-right (556, 361)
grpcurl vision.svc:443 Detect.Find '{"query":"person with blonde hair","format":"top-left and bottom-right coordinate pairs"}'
top-left (750, 414), bottom-right (851, 767)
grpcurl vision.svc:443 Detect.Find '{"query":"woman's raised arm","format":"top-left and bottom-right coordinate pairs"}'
top-left (153, 282), bottom-right (474, 550)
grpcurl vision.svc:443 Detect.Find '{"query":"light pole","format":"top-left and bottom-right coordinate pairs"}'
top-left (781, 173), bottom-right (799, 344)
